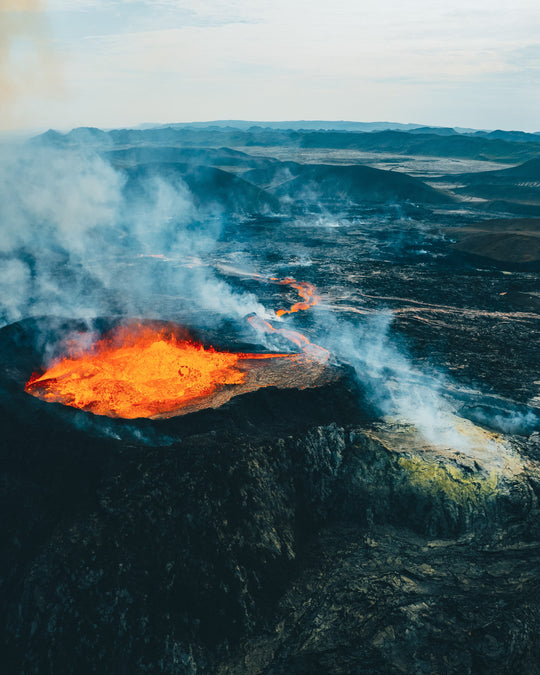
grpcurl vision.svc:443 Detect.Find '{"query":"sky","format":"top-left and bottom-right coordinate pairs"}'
top-left (1, 0), bottom-right (540, 132)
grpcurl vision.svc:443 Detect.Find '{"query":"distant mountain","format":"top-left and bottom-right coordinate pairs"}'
top-left (436, 158), bottom-right (540, 184)
top-left (30, 129), bottom-right (70, 146)
top-left (29, 127), bottom-right (112, 148)
top-left (244, 162), bottom-right (454, 206)
top-left (296, 129), bottom-right (540, 162)
top-left (67, 127), bottom-right (113, 145)
top-left (478, 157), bottom-right (540, 180)
top-left (104, 146), bottom-right (270, 170)
top-left (30, 126), bottom-right (540, 164)
top-left (135, 120), bottom-right (426, 133)
top-left (434, 158), bottom-right (540, 209)
top-left (471, 130), bottom-right (540, 144)
top-left (119, 156), bottom-right (454, 214)
top-left (408, 127), bottom-right (459, 136)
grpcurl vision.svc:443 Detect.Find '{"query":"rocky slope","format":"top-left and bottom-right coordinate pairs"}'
top-left (1, 318), bottom-right (539, 673)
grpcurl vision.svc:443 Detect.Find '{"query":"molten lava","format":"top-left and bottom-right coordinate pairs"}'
top-left (25, 325), bottom-right (289, 419)
top-left (245, 276), bottom-right (327, 360)
top-left (247, 316), bottom-right (330, 362)
top-left (274, 277), bottom-right (321, 317)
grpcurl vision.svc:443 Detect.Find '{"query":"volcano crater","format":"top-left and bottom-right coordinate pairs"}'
top-left (1, 315), bottom-right (367, 442)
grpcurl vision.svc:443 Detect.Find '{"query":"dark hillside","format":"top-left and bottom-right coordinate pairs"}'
top-left (123, 162), bottom-right (279, 214)
top-left (31, 126), bottom-right (540, 163)
top-left (245, 162), bottom-right (455, 206)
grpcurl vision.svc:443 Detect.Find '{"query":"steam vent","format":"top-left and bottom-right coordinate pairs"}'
top-left (0, 312), bottom-right (538, 674)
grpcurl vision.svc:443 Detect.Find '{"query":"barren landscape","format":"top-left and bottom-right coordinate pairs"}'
top-left (1, 123), bottom-right (539, 673)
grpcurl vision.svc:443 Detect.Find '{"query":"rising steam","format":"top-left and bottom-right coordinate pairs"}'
top-left (0, 144), bottom-right (268, 327)
top-left (318, 312), bottom-right (477, 449)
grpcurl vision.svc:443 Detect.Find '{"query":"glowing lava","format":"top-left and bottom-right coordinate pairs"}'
top-left (246, 275), bottom-right (327, 360)
top-left (25, 325), bottom-right (288, 419)
top-left (274, 277), bottom-right (321, 317)
top-left (248, 316), bottom-right (329, 362)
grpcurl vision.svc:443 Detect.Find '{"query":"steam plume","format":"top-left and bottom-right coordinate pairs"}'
top-left (0, 144), bottom-right (268, 329)
top-left (299, 308), bottom-right (533, 449)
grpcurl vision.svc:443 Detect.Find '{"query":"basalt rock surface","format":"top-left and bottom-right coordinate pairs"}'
top-left (1, 316), bottom-right (540, 674)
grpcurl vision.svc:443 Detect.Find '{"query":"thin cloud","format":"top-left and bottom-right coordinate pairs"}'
top-left (3, 0), bottom-right (540, 131)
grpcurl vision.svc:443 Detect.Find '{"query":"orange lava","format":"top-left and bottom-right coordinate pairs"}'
top-left (25, 325), bottom-right (285, 419)
top-left (242, 275), bottom-right (328, 360)
top-left (247, 316), bottom-right (330, 362)
top-left (275, 277), bottom-right (321, 317)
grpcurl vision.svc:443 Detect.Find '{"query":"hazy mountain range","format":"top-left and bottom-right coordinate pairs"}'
top-left (34, 123), bottom-right (540, 164)
top-left (29, 122), bottom-right (540, 266)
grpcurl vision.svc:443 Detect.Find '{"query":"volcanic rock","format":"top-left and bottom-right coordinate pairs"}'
top-left (244, 162), bottom-right (454, 207)
top-left (441, 218), bottom-right (540, 268)
top-left (9, 122), bottom-right (540, 674)
top-left (1, 317), bottom-right (540, 673)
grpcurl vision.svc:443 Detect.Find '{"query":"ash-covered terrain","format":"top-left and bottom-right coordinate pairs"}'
top-left (1, 123), bottom-right (539, 673)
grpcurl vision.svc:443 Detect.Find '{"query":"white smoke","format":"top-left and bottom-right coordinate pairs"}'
top-left (2, 139), bottom-right (531, 451)
top-left (465, 407), bottom-right (539, 436)
top-left (0, 258), bottom-right (31, 322)
top-left (310, 309), bottom-right (486, 450)
top-left (0, 143), bottom-right (266, 327)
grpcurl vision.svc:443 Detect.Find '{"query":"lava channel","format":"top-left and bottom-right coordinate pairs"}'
top-left (274, 277), bottom-right (321, 317)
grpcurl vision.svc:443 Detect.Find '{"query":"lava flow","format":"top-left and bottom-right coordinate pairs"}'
top-left (274, 277), bottom-right (321, 317)
top-left (25, 324), bottom-right (292, 419)
top-left (249, 275), bottom-right (328, 360)
top-left (248, 316), bottom-right (329, 362)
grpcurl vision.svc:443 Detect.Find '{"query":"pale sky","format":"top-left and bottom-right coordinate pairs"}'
top-left (2, 0), bottom-right (540, 132)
